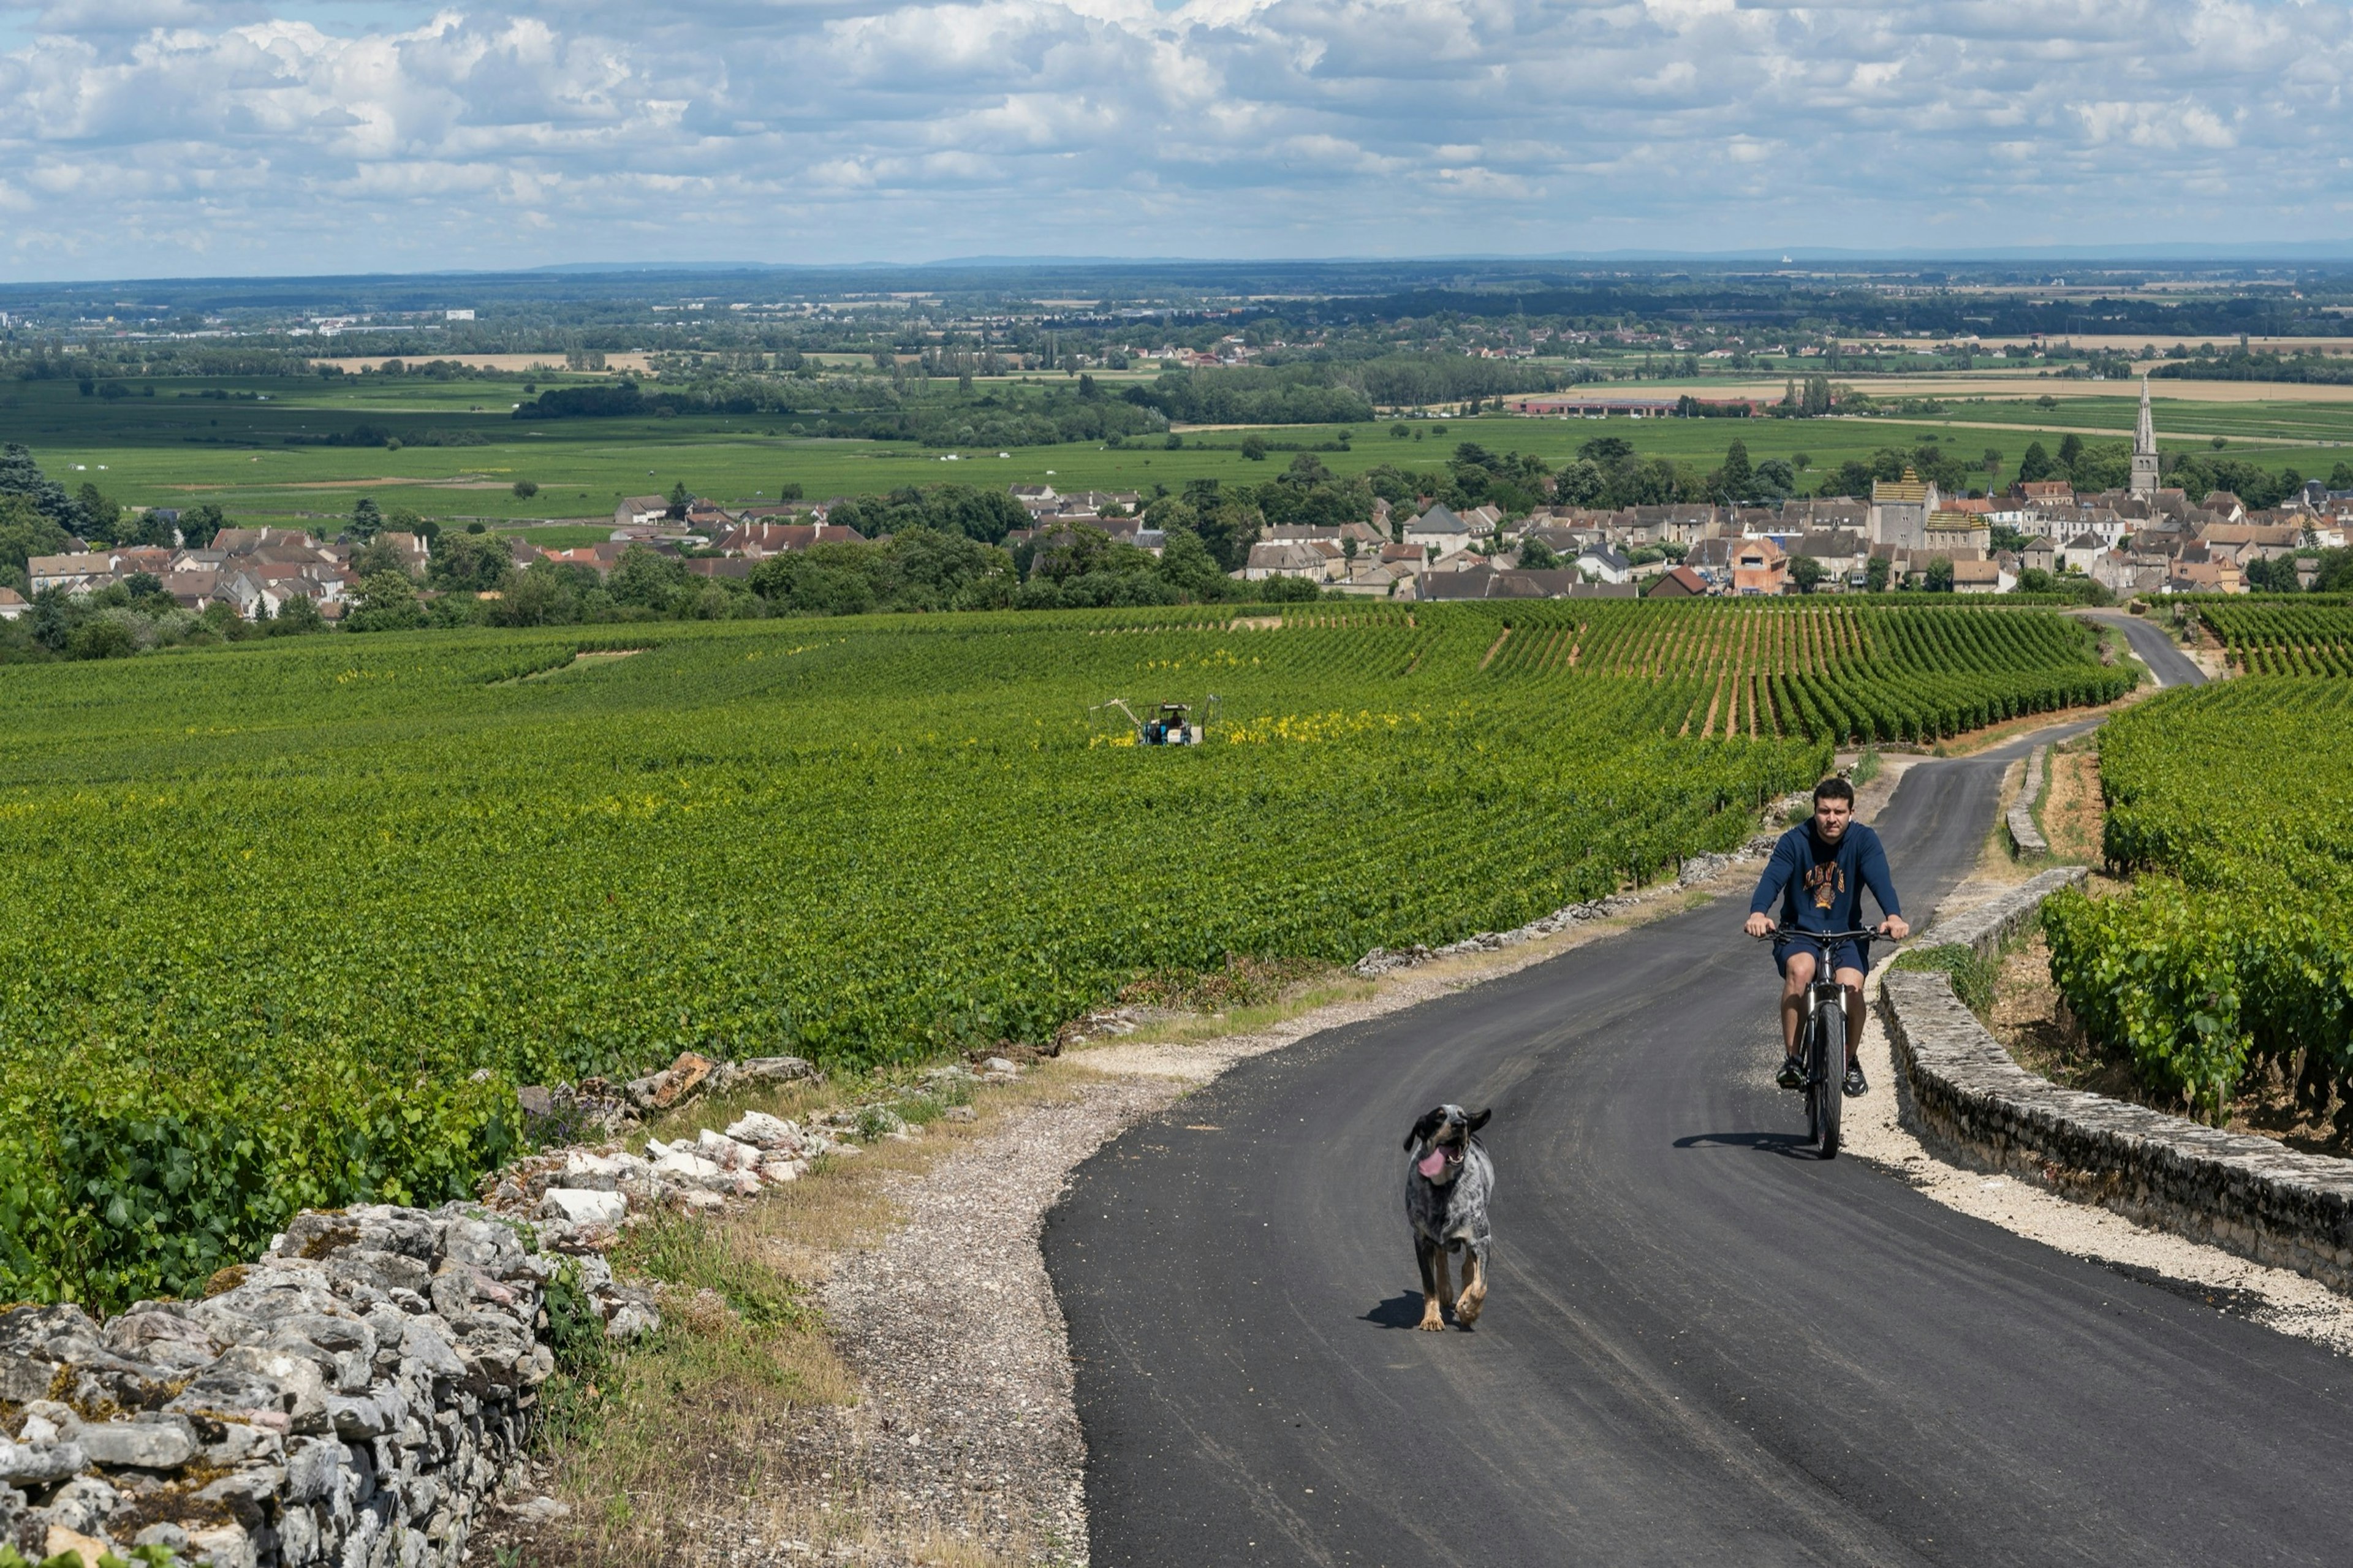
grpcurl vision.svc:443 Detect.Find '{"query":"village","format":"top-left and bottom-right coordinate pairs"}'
top-left (9, 385), bottom-right (2334, 621)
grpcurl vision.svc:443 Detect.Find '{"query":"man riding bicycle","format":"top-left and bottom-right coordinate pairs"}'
top-left (1742, 775), bottom-right (1910, 1098)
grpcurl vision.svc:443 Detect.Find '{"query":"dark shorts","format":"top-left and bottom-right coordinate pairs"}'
top-left (1774, 932), bottom-right (1870, 979)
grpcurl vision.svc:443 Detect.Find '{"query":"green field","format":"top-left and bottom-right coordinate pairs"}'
top-left (12, 371), bottom-right (2351, 532)
top-left (0, 598), bottom-right (2125, 1307)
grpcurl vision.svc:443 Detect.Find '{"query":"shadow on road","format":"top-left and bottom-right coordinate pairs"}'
top-left (1672, 1130), bottom-right (1825, 1160)
top-left (1362, 1291), bottom-right (1468, 1330)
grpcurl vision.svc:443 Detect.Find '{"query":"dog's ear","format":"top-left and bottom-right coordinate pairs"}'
top-left (1466, 1108), bottom-right (1492, 1134)
top-left (1404, 1108), bottom-right (1446, 1152)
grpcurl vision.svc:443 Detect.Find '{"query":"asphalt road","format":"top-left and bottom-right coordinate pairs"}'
top-left (2078, 609), bottom-right (2207, 689)
top-left (1042, 654), bottom-right (2353, 1567)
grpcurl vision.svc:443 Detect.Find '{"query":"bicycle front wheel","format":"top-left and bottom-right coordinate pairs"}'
top-left (1814, 991), bottom-right (1845, 1158)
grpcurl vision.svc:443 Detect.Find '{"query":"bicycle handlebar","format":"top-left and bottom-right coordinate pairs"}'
top-left (1747, 926), bottom-right (1900, 942)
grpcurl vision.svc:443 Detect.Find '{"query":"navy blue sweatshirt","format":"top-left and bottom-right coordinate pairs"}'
top-left (1748, 820), bottom-right (1901, 935)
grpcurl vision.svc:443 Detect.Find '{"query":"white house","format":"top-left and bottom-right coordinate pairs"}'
top-left (1242, 540), bottom-right (1339, 581)
top-left (1575, 543), bottom-right (1632, 584)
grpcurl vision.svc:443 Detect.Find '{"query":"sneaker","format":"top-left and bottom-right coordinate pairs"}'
top-left (1777, 1055), bottom-right (1806, 1091)
top-left (1843, 1063), bottom-right (1869, 1098)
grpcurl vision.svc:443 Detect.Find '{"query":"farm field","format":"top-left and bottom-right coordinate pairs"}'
top-left (2045, 613), bottom-right (2353, 1131)
top-left (0, 599), bottom-right (2124, 1308)
top-left (14, 371), bottom-right (2353, 532)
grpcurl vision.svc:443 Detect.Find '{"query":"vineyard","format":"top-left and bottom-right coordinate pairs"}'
top-left (2045, 671), bottom-right (2353, 1129)
top-left (2195, 600), bottom-right (2353, 675)
top-left (0, 600), bottom-right (2123, 1306)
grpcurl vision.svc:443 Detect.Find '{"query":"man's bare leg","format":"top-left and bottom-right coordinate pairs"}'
top-left (1780, 950), bottom-right (1817, 1060)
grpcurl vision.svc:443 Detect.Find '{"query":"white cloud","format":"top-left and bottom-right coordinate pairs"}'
top-left (0, 0), bottom-right (2351, 276)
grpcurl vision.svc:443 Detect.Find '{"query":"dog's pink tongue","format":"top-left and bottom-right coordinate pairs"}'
top-left (1417, 1149), bottom-right (1448, 1178)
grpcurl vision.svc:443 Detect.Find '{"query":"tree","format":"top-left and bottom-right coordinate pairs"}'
top-left (67, 615), bottom-right (137, 660)
top-left (0, 493), bottom-right (69, 576)
top-left (1552, 459), bottom-right (1605, 507)
top-left (490, 559), bottom-right (583, 626)
top-left (1865, 555), bottom-right (1892, 593)
top-left (1240, 435), bottom-right (1268, 461)
top-left (2017, 442), bottom-right (2055, 483)
top-left (512, 480), bottom-right (539, 499)
top-left (178, 503), bottom-right (227, 549)
top-left (610, 543), bottom-right (689, 609)
top-left (1154, 527), bottom-right (1231, 600)
top-left (2056, 433), bottom-right (2085, 475)
top-left (351, 536), bottom-right (412, 579)
top-left (428, 531), bottom-right (510, 593)
top-left (1925, 555), bottom-right (1955, 593)
top-left (343, 571), bottom-right (426, 632)
top-left (1801, 376), bottom-right (1833, 417)
top-left (1256, 574), bottom-right (1320, 602)
top-left (1192, 501), bottom-right (1261, 574)
top-left (268, 593), bottom-right (325, 635)
top-left (1755, 458), bottom-right (1796, 500)
top-left (75, 483), bottom-right (123, 545)
top-left (667, 480), bottom-right (692, 520)
top-left (1716, 439), bottom-right (1756, 502)
top-left (350, 497), bottom-right (385, 542)
top-left (1789, 555), bottom-right (1826, 594)
top-left (0, 445), bottom-right (80, 532)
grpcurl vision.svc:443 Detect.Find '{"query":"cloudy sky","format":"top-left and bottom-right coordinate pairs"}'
top-left (0, 0), bottom-right (2344, 279)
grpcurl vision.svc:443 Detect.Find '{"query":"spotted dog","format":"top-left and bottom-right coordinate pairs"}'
top-left (1403, 1104), bottom-right (1493, 1331)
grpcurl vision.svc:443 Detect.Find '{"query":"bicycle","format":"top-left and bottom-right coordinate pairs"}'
top-left (1751, 926), bottom-right (1892, 1159)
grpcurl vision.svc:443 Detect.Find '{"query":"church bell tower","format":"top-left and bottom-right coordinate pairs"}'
top-left (2131, 378), bottom-right (2159, 499)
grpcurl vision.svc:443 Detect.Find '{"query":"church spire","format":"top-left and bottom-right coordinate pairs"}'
top-left (2130, 377), bottom-right (2159, 500)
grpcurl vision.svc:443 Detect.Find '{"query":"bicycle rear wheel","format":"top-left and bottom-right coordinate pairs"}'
top-left (1813, 989), bottom-right (1845, 1158)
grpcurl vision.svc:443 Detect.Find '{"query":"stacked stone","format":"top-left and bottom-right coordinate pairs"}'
top-left (504, 1110), bottom-right (838, 1236)
top-left (0, 1204), bottom-right (554, 1568)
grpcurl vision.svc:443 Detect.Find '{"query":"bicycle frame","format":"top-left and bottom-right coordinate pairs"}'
top-left (1754, 926), bottom-right (1887, 1159)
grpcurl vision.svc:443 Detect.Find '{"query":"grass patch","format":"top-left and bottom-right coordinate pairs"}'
top-left (1890, 942), bottom-right (2001, 1018)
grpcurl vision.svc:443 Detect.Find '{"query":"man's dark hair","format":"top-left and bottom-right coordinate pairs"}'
top-left (1813, 775), bottom-right (1855, 806)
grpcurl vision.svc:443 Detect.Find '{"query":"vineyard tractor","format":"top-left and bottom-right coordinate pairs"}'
top-left (1096, 696), bottom-right (1221, 746)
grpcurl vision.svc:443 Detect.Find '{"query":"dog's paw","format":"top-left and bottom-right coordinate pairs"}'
top-left (1416, 1305), bottom-right (1447, 1331)
top-left (1454, 1288), bottom-right (1485, 1327)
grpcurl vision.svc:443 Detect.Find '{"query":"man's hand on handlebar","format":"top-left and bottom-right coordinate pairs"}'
top-left (1744, 912), bottom-right (1776, 939)
top-left (1879, 915), bottom-right (1911, 941)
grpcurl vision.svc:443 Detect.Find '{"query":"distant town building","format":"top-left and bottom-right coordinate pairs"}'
top-left (1868, 469), bottom-right (1941, 551)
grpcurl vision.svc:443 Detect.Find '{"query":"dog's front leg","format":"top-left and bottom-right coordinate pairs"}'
top-left (1455, 1246), bottom-right (1487, 1327)
top-left (1415, 1237), bottom-right (1447, 1331)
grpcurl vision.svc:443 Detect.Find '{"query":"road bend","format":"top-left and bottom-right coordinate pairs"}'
top-left (1045, 666), bottom-right (2353, 1567)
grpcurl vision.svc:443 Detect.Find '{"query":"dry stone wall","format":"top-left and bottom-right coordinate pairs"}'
top-left (1884, 968), bottom-right (2353, 1296)
top-left (1915, 864), bottom-right (2086, 962)
top-left (2006, 744), bottom-right (2050, 858)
